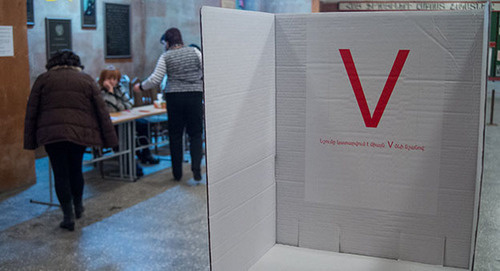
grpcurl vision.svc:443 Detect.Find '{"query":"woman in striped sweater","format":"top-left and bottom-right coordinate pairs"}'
top-left (133, 28), bottom-right (203, 182)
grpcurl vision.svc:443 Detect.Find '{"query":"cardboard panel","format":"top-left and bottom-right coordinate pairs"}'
top-left (304, 12), bottom-right (451, 215)
top-left (276, 180), bottom-right (302, 246)
top-left (201, 6), bottom-right (276, 271)
top-left (204, 6), bottom-right (485, 269)
top-left (210, 185), bottom-right (276, 261)
top-left (208, 156), bottom-right (275, 216)
top-left (212, 210), bottom-right (275, 271)
top-left (341, 229), bottom-right (400, 259)
top-left (398, 233), bottom-right (445, 265)
top-left (275, 15), bottom-right (308, 186)
top-left (250, 244), bottom-right (465, 271)
top-left (298, 218), bottom-right (340, 252)
top-left (275, 15), bottom-right (308, 249)
top-left (275, 10), bottom-right (486, 268)
top-left (445, 239), bottom-right (471, 268)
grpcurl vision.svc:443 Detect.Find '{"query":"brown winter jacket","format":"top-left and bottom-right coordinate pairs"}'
top-left (24, 66), bottom-right (118, 150)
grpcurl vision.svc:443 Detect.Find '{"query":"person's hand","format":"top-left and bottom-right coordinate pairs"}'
top-left (103, 79), bottom-right (114, 93)
top-left (133, 83), bottom-right (142, 93)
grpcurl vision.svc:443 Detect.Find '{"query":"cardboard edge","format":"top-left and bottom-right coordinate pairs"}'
top-left (201, 6), bottom-right (277, 270)
top-left (470, 3), bottom-right (490, 270)
top-left (199, 6), bottom-right (213, 271)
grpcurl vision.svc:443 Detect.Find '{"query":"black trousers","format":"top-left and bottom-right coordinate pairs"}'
top-left (113, 120), bottom-right (153, 159)
top-left (166, 92), bottom-right (203, 179)
top-left (135, 119), bottom-right (153, 158)
top-left (45, 141), bottom-right (86, 212)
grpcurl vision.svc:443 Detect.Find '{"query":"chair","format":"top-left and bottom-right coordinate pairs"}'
top-left (130, 78), bottom-right (169, 154)
top-left (120, 74), bottom-right (131, 98)
top-left (131, 77), bottom-right (156, 106)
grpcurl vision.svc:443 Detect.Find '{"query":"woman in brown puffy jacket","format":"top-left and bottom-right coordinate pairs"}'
top-left (24, 50), bottom-right (118, 231)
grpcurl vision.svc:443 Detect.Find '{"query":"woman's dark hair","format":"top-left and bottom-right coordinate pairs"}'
top-left (45, 50), bottom-right (84, 70)
top-left (163, 28), bottom-right (183, 47)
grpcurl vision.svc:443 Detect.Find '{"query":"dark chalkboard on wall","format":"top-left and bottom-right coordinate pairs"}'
top-left (27, 0), bottom-right (34, 26)
top-left (104, 3), bottom-right (130, 58)
top-left (45, 18), bottom-right (72, 61)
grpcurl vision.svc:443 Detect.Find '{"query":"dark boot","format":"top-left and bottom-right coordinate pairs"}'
top-left (73, 198), bottom-right (84, 219)
top-left (60, 203), bottom-right (75, 231)
top-left (136, 163), bottom-right (144, 177)
top-left (136, 150), bottom-right (144, 163)
top-left (140, 149), bottom-right (160, 164)
top-left (193, 171), bottom-right (202, 181)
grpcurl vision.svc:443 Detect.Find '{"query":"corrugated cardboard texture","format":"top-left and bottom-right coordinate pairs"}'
top-left (203, 7), bottom-right (485, 270)
top-left (201, 7), bottom-right (276, 271)
top-left (275, 11), bottom-right (485, 269)
top-left (249, 244), bottom-right (465, 271)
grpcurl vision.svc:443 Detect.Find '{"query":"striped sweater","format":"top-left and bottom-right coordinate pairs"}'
top-left (141, 46), bottom-right (202, 93)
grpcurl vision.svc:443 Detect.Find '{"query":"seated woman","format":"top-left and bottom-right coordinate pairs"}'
top-left (98, 68), bottom-right (160, 168)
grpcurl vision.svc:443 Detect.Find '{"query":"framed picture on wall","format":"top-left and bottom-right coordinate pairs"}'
top-left (27, 0), bottom-right (34, 26)
top-left (104, 3), bottom-right (131, 58)
top-left (221, 0), bottom-right (236, 9)
top-left (81, 0), bottom-right (96, 28)
top-left (45, 18), bottom-right (72, 61)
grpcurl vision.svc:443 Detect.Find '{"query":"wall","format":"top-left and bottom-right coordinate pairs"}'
top-left (27, 0), bottom-right (145, 83)
top-left (265, 0), bottom-right (312, 13)
top-left (140, 0), bottom-right (220, 80)
top-left (26, 0), bottom-right (310, 83)
top-left (0, 1), bottom-right (36, 192)
top-left (26, 0), bottom-right (221, 84)
top-left (321, 0), bottom-right (478, 2)
top-left (237, 0), bottom-right (312, 13)
top-left (239, 0), bottom-right (266, 11)
top-left (19, 0), bottom-right (221, 191)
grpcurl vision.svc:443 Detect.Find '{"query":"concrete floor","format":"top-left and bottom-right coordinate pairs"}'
top-left (473, 95), bottom-right (500, 271)
top-left (0, 150), bottom-right (209, 271)
top-left (2, 96), bottom-right (500, 270)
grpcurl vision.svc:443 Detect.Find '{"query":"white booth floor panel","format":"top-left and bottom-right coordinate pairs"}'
top-left (249, 245), bottom-right (464, 271)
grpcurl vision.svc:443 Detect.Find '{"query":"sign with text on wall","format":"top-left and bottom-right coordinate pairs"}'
top-left (45, 18), bottom-right (72, 61)
top-left (0, 26), bottom-right (14, 57)
top-left (304, 14), bottom-right (483, 215)
top-left (338, 1), bottom-right (486, 11)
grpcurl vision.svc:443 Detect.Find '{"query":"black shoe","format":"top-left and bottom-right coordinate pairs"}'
top-left (74, 198), bottom-right (84, 219)
top-left (136, 163), bottom-right (144, 177)
top-left (141, 156), bottom-right (160, 165)
top-left (194, 172), bottom-right (202, 181)
top-left (59, 220), bottom-right (75, 231)
top-left (60, 203), bottom-right (75, 231)
top-left (75, 206), bottom-right (85, 219)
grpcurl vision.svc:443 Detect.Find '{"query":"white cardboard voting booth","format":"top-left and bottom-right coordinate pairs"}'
top-left (201, 7), bottom-right (487, 271)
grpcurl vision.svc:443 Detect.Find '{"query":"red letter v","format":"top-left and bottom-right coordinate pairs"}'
top-left (339, 49), bottom-right (409, 128)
